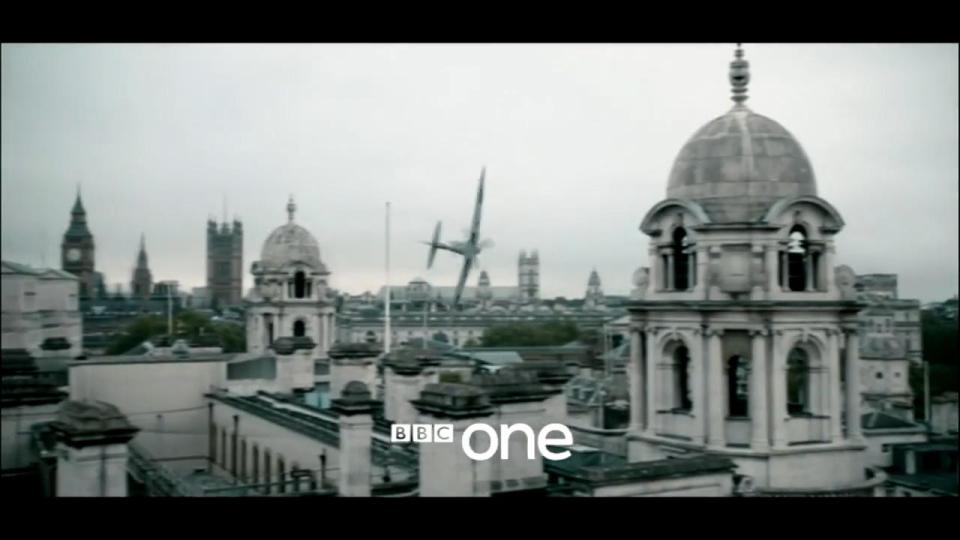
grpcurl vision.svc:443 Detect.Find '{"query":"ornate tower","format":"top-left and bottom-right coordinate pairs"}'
top-left (245, 197), bottom-right (336, 359)
top-left (625, 46), bottom-right (870, 494)
top-left (130, 234), bottom-right (153, 305)
top-left (206, 217), bottom-right (244, 309)
top-left (476, 270), bottom-right (493, 310)
top-left (61, 190), bottom-right (97, 298)
top-left (518, 249), bottom-right (540, 302)
top-left (585, 269), bottom-right (605, 309)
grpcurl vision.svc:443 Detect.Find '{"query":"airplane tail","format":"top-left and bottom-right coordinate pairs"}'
top-left (426, 221), bottom-right (442, 269)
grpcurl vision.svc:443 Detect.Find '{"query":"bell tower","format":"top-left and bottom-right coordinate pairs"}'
top-left (61, 189), bottom-right (97, 298)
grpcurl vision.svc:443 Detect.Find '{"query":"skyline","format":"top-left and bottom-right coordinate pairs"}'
top-left (2, 43), bottom-right (957, 302)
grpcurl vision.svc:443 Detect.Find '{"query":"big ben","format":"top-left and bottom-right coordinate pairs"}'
top-left (61, 191), bottom-right (97, 298)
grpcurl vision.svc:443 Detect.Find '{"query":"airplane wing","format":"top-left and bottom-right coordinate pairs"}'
top-left (467, 168), bottom-right (485, 246)
top-left (452, 255), bottom-right (474, 308)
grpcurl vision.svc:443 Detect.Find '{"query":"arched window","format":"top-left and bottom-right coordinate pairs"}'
top-left (674, 345), bottom-right (692, 411)
top-left (294, 271), bottom-right (306, 298)
top-left (727, 355), bottom-right (749, 417)
top-left (787, 348), bottom-right (810, 415)
top-left (293, 319), bottom-right (306, 337)
top-left (787, 226), bottom-right (809, 292)
top-left (672, 227), bottom-right (691, 291)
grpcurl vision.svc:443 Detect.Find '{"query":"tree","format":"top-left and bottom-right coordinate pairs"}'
top-left (481, 320), bottom-right (581, 347)
top-left (213, 323), bottom-right (246, 353)
top-left (105, 309), bottom-right (248, 355)
top-left (105, 315), bottom-right (167, 355)
top-left (909, 309), bottom-right (959, 418)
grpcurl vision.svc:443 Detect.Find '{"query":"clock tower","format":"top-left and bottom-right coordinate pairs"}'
top-left (61, 191), bottom-right (97, 298)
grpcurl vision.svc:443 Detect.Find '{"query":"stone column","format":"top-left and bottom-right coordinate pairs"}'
top-left (828, 329), bottom-right (844, 442)
top-left (52, 401), bottom-right (140, 497)
top-left (824, 243), bottom-right (836, 296)
top-left (328, 342), bottom-right (381, 399)
top-left (694, 246), bottom-right (708, 296)
top-left (383, 355), bottom-right (429, 425)
top-left (845, 329), bottom-right (863, 442)
top-left (412, 384), bottom-right (495, 497)
top-left (665, 253), bottom-right (674, 291)
top-left (805, 252), bottom-right (815, 291)
top-left (749, 329), bottom-right (769, 450)
top-left (686, 329), bottom-right (704, 445)
top-left (706, 329), bottom-right (725, 448)
top-left (765, 244), bottom-right (779, 296)
top-left (330, 314), bottom-right (337, 349)
top-left (648, 247), bottom-right (659, 294)
top-left (331, 382), bottom-right (376, 497)
top-left (770, 330), bottom-right (788, 448)
top-left (779, 251), bottom-right (789, 290)
top-left (317, 315), bottom-right (330, 356)
top-left (628, 327), bottom-right (643, 433)
top-left (644, 328), bottom-right (657, 436)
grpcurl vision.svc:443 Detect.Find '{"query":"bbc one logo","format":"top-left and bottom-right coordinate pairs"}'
top-left (390, 423), bottom-right (574, 462)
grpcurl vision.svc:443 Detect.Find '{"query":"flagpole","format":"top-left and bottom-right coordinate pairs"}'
top-left (385, 202), bottom-right (392, 354)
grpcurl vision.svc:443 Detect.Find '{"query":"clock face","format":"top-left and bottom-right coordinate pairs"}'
top-left (66, 248), bottom-right (82, 262)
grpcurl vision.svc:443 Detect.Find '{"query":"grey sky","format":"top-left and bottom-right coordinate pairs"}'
top-left (2, 43), bottom-right (957, 303)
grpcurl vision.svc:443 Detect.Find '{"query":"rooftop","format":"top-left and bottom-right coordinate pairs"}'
top-left (547, 451), bottom-right (735, 487)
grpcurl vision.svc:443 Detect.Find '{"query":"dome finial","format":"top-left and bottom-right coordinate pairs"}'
top-left (729, 43), bottom-right (750, 106)
top-left (287, 195), bottom-right (296, 223)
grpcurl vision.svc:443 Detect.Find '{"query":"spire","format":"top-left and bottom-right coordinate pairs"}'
top-left (287, 195), bottom-right (296, 223)
top-left (589, 268), bottom-right (601, 286)
top-left (729, 43), bottom-right (750, 106)
top-left (72, 185), bottom-right (85, 215)
top-left (137, 234), bottom-right (148, 267)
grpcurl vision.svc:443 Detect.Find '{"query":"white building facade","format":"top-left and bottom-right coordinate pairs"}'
top-left (2, 261), bottom-right (82, 359)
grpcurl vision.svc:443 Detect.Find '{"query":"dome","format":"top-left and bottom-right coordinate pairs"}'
top-left (666, 47), bottom-right (817, 223)
top-left (259, 197), bottom-right (324, 271)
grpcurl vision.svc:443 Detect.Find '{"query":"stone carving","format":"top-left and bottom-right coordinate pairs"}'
top-left (631, 267), bottom-right (650, 299)
top-left (835, 265), bottom-right (857, 300)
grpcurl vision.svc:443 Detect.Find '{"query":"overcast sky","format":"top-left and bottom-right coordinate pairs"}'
top-left (2, 43), bottom-right (957, 302)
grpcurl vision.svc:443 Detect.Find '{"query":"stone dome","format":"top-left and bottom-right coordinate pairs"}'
top-left (667, 107), bottom-right (817, 222)
top-left (261, 223), bottom-right (322, 270)
top-left (259, 197), bottom-right (324, 271)
top-left (666, 47), bottom-right (817, 223)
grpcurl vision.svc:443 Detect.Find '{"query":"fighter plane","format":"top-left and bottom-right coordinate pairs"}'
top-left (423, 167), bottom-right (493, 309)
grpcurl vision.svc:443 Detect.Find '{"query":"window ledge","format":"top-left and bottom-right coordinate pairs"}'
top-left (657, 408), bottom-right (695, 417)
